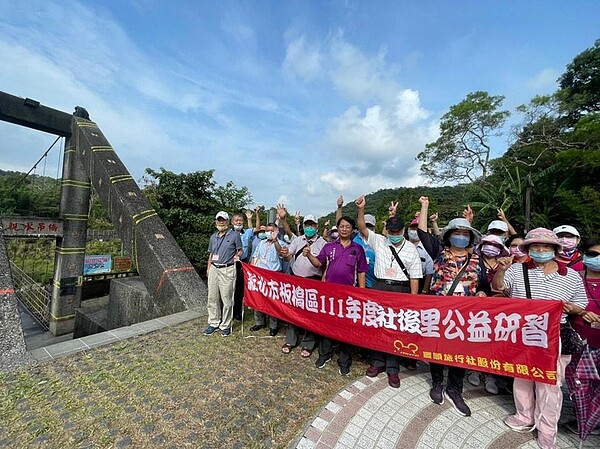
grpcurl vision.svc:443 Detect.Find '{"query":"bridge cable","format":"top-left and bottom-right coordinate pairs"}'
top-left (6, 135), bottom-right (61, 197)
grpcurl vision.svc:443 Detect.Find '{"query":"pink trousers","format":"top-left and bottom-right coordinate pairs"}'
top-left (512, 354), bottom-right (571, 438)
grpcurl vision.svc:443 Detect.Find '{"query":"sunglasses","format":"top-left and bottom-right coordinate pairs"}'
top-left (585, 250), bottom-right (600, 258)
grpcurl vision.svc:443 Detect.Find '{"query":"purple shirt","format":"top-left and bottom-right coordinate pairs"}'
top-left (317, 240), bottom-right (368, 286)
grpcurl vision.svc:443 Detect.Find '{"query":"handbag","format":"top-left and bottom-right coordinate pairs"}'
top-left (521, 264), bottom-right (585, 355)
top-left (560, 322), bottom-right (586, 355)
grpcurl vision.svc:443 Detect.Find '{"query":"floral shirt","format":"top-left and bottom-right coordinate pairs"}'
top-left (430, 250), bottom-right (482, 296)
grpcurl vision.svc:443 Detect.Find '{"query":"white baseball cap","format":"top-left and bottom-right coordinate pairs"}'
top-left (364, 214), bottom-right (376, 227)
top-left (215, 211), bottom-right (229, 220)
top-left (552, 225), bottom-right (580, 237)
top-left (487, 220), bottom-right (508, 232)
top-left (303, 214), bottom-right (318, 224)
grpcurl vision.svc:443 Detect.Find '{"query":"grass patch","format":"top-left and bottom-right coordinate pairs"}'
top-left (0, 316), bottom-right (368, 448)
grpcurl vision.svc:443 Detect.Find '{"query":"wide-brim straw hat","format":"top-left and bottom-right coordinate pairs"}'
top-left (440, 218), bottom-right (482, 247)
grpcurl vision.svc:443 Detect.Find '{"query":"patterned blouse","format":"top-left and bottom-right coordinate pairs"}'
top-left (430, 249), bottom-right (482, 296)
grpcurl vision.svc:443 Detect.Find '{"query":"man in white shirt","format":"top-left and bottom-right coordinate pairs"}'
top-left (355, 195), bottom-right (422, 388)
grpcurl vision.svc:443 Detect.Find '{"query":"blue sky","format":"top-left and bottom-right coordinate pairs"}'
top-left (0, 1), bottom-right (598, 216)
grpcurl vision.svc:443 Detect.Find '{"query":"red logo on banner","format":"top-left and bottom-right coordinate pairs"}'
top-left (243, 263), bottom-right (562, 385)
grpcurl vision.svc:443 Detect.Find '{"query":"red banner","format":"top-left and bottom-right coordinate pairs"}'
top-left (243, 263), bottom-right (563, 385)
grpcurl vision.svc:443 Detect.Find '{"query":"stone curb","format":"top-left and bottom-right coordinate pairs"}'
top-left (28, 308), bottom-right (204, 362)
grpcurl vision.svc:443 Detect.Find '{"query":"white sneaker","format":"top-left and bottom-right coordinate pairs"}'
top-left (484, 376), bottom-right (498, 395)
top-left (467, 371), bottom-right (480, 386)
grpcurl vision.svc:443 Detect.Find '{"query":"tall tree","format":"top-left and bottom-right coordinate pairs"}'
top-left (142, 168), bottom-right (253, 273)
top-left (417, 91), bottom-right (510, 184)
top-left (557, 39), bottom-right (600, 124)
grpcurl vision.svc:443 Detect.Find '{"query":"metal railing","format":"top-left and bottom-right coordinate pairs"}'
top-left (86, 229), bottom-right (120, 241)
top-left (9, 260), bottom-right (51, 329)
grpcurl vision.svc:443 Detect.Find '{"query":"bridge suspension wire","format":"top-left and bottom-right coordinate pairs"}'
top-left (6, 135), bottom-right (62, 197)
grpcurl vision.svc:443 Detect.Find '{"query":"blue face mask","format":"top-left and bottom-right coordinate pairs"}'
top-left (387, 235), bottom-right (404, 245)
top-left (258, 232), bottom-right (266, 240)
top-left (529, 250), bottom-right (555, 263)
top-left (584, 255), bottom-right (600, 271)
top-left (449, 234), bottom-right (470, 249)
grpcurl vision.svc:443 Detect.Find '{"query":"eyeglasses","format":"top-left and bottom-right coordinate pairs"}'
top-left (585, 250), bottom-right (600, 258)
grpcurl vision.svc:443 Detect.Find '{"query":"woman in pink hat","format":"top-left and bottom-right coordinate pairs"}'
top-left (492, 228), bottom-right (588, 449)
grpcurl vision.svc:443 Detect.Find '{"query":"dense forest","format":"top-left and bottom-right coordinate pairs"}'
top-left (2, 39), bottom-right (599, 274)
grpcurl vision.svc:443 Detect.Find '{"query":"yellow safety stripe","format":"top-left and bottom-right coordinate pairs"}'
top-left (50, 313), bottom-right (76, 321)
top-left (131, 209), bottom-right (158, 269)
top-left (110, 174), bottom-right (133, 183)
top-left (132, 210), bottom-right (157, 223)
top-left (91, 146), bottom-right (114, 152)
top-left (61, 180), bottom-right (91, 188)
top-left (55, 247), bottom-right (86, 255)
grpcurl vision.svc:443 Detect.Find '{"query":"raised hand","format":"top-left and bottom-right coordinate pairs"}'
top-left (497, 255), bottom-right (514, 271)
top-left (429, 212), bottom-right (438, 222)
top-left (462, 205), bottom-right (474, 223)
top-left (388, 201), bottom-right (398, 216)
top-left (245, 209), bottom-right (253, 220)
top-left (337, 195), bottom-right (344, 208)
top-left (276, 203), bottom-right (287, 219)
top-left (294, 211), bottom-right (301, 224)
top-left (355, 195), bottom-right (366, 209)
top-left (419, 196), bottom-right (429, 206)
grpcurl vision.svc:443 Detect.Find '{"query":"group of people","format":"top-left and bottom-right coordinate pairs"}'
top-left (202, 196), bottom-right (600, 449)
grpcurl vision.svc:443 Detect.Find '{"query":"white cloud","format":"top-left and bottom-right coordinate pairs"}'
top-left (326, 89), bottom-right (435, 162)
top-left (328, 33), bottom-right (398, 103)
top-left (319, 172), bottom-right (353, 192)
top-left (394, 89), bottom-right (430, 126)
top-left (282, 32), bottom-right (322, 81)
top-left (527, 68), bottom-right (559, 91)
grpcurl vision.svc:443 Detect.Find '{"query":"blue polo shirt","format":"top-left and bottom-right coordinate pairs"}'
top-left (209, 229), bottom-right (242, 265)
top-left (353, 234), bottom-right (376, 288)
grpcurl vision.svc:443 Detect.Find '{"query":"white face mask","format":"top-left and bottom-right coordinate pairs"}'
top-left (216, 223), bottom-right (228, 232)
top-left (407, 230), bottom-right (419, 241)
top-left (233, 224), bottom-right (243, 231)
top-left (558, 237), bottom-right (578, 252)
top-left (481, 244), bottom-right (502, 257)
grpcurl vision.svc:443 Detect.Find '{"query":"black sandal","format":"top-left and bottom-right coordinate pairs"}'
top-left (281, 343), bottom-right (293, 354)
top-left (300, 347), bottom-right (312, 358)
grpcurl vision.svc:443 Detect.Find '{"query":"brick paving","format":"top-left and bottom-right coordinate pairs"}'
top-left (292, 363), bottom-right (600, 449)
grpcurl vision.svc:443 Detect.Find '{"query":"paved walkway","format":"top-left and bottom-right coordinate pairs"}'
top-left (293, 364), bottom-right (599, 449)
